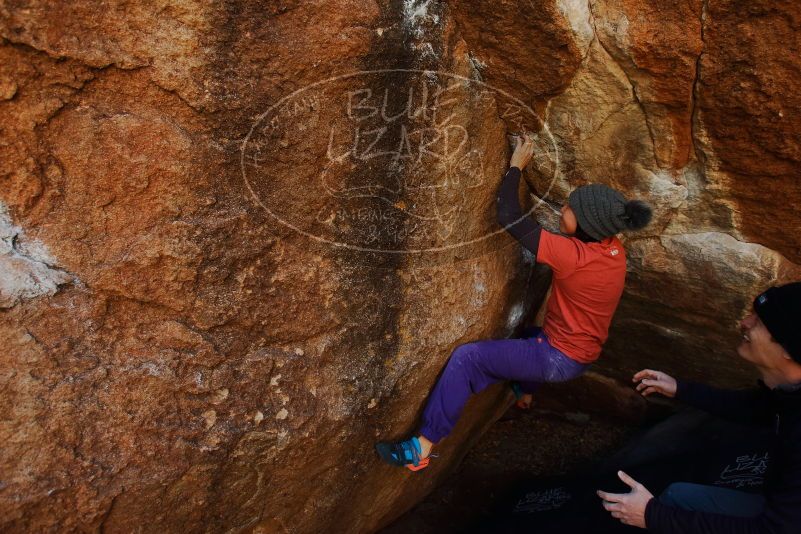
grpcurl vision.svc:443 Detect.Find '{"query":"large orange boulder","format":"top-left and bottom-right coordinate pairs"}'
top-left (1, 1), bottom-right (799, 532)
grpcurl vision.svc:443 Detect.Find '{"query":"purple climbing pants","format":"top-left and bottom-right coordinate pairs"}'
top-left (419, 328), bottom-right (587, 443)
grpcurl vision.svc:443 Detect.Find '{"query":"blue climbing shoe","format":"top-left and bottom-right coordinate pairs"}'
top-left (375, 436), bottom-right (430, 471)
top-left (510, 381), bottom-right (532, 409)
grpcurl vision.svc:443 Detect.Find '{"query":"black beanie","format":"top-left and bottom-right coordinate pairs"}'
top-left (567, 184), bottom-right (652, 240)
top-left (753, 282), bottom-right (801, 364)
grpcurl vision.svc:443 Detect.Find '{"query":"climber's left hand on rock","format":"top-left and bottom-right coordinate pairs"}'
top-left (509, 134), bottom-right (535, 170)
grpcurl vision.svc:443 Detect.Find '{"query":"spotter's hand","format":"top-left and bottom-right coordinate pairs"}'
top-left (510, 134), bottom-right (536, 171)
top-left (633, 369), bottom-right (677, 398)
top-left (597, 471), bottom-right (653, 529)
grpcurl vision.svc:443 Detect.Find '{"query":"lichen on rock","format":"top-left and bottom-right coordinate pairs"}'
top-left (0, 202), bottom-right (72, 308)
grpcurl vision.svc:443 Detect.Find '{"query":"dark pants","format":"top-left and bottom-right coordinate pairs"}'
top-left (419, 328), bottom-right (587, 443)
top-left (659, 482), bottom-right (765, 517)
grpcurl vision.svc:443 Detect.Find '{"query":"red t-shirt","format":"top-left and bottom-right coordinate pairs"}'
top-left (536, 230), bottom-right (627, 364)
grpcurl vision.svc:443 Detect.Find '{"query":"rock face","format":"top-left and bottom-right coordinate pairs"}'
top-left (1, 0), bottom-right (799, 532)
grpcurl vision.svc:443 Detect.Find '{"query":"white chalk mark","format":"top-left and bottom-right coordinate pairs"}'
top-left (0, 201), bottom-right (73, 308)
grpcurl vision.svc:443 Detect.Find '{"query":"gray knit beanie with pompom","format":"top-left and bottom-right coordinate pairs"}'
top-left (567, 184), bottom-right (653, 240)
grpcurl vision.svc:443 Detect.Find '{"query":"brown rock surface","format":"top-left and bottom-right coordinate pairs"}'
top-left (591, 0), bottom-right (703, 170)
top-left (1, 1), bottom-right (799, 532)
top-left (697, 0), bottom-right (801, 262)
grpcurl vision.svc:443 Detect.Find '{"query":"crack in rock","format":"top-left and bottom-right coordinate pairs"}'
top-left (689, 0), bottom-right (708, 167)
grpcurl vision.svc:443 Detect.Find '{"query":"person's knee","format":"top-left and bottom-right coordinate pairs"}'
top-left (661, 482), bottom-right (695, 507)
top-left (451, 342), bottom-right (480, 368)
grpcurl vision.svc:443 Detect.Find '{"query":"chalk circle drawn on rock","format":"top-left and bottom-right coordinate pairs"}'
top-left (241, 69), bottom-right (560, 259)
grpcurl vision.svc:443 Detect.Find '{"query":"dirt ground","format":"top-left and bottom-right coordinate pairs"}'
top-left (380, 406), bottom-right (638, 533)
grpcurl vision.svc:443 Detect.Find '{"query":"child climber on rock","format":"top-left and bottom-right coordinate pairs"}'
top-left (376, 135), bottom-right (653, 470)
